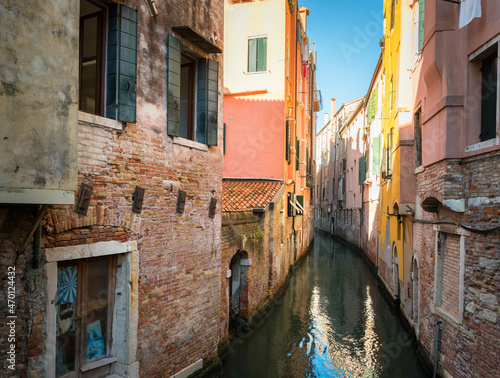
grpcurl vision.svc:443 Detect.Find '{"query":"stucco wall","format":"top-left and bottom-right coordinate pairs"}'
top-left (0, 0), bottom-right (79, 202)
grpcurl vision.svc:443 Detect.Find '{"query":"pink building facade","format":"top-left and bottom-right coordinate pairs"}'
top-left (412, 0), bottom-right (500, 376)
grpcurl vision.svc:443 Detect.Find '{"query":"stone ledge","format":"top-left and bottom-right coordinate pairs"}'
top-left (78, 111), bottom-right (123, 130)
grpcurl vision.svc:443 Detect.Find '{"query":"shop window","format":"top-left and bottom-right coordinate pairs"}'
top-left (79, 0), bottom-right (137, 122)
top-left (56, 256), bottom-right (116, 377)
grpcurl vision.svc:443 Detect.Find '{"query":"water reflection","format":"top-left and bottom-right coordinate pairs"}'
top-left (222, 232), bottom-right (428, 378)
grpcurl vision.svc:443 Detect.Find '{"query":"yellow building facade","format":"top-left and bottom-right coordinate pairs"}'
top-left (378, 0), bottom-right (415, 307)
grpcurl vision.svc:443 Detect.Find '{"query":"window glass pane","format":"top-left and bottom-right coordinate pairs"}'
top-left (481, 53), bottom-right (498, 141)
top-left (81, 15), bottom-right (98, 114)
top-left (180, 64), bottom-right (191, 139)
top-left (86, 260), bottom-right (109, 362)
top-left (248, 38), bottom-right (257, 72)
top-left (56, 266), bottom-right (78, 377)
top-left (257, 38), bottom-right (267, 72)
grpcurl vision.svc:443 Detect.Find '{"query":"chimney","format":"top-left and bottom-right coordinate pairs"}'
top-left (324, 112), bottom-right (329, 126)
top-left (298, 6), bottom-right (309, 33)
top-left (331, 98), bottom-right (336, 119)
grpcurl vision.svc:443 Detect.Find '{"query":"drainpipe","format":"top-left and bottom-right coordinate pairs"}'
top-left (433, 320), bottom-right (443, 378)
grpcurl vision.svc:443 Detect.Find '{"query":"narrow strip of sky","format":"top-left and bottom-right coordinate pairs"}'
top-left (299, 0), bottom-right (383, 133)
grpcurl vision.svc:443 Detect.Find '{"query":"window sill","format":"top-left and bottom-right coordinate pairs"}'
top-left (414, 165), bottom-right (425, 174)
top-left (465, 137), bottom-right (499, 153)
top-left (172, 137), bottom-right (209, 152)
top-left (244, 70), bottom-right (269, 75)
top-left (80, 357), bottom-right (117, 373)
top-left (78, 111), bottom-right (123, 130)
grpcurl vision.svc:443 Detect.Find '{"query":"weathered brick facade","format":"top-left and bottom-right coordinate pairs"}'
top-left (1, 0), bottom-right (224, 377)
top-left (220, 182), bottom-right (306, 341)
top-left (414, 153), bottom-right (500, 377)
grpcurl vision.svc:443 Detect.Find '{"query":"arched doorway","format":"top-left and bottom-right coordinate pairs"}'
top-left (392, 244), bottom-right (400, 298)
top-left (229, 251), bottom-right (248, 316)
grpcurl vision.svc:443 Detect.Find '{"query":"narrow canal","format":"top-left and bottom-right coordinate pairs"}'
top-left (222, 231), bottom-right (429, 378)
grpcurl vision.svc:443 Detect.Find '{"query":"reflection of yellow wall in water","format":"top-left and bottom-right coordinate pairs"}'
top-left (378, 0), bottom-right (413, 281)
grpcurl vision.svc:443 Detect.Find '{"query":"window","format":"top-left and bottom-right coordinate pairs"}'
top-left (372, 136), bottom-right (381, 175)
top-left (418, 0), bottom-right (425, 51)
top-left (295, 137), bottom-right (300, 171)
top-left (79, 0), bottom-right (105, 115)
top-left (248, 37), bottom-right (267, 72)
top-left (434, 232), bottom-right (461, 319)
top-left (167, 35), bottom-right (219, 145)
top-left (466, 40), bottom-right (499, 150)
top-left (382, 128), bottom-right (393, 179)
top-left (480, 51), bottom-right (498, 142)
top-left (286, 120), bottom-right (291, 163)
top-left (56, 256), bottom-right (116, 377)
top-left (415, 109), bottom-right (422, 167)
top-left (390, 77), bottom-right (395, 111)
top-left (79, 0), bottom-right (137, 122)
top-left (391, 0), bottom-right (396, 30)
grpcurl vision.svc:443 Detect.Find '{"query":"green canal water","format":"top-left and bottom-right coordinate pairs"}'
top-left (222, 231), bottom-right (429, 378)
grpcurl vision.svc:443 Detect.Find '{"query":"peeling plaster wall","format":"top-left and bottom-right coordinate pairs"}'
top-left (0, 0), bottom-right (79, 194)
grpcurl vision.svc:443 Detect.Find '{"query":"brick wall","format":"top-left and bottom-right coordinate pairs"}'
top-left (334, 208), bottom-right (361, 249)
top-left (1, 1), bottom-right (226, 376)
top-left (220, 211), bottom-right (269, 338)
top-left (415, 152), bottom-right (500, 378)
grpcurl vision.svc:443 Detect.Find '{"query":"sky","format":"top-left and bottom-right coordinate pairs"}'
top-left (299, 0), bottom-right (384, 133)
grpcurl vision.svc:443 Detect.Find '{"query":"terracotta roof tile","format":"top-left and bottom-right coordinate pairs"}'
top-left (222, 180), bottom-right (284, 212)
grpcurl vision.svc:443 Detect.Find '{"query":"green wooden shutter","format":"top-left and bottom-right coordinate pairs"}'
top-left (107, 4), bottom-right (137, 122)
top-left (418, 0), bottom-right (425, 51)
top-left (257, 38), bottom-right (267, 72)
top-left (295, 138), bottom-right (300, 171)
top-left (248, 38), bottom-right (257, 72)
top-left (286, 121), bottom-right (290, 163)
top-left (197, 58), bottom-right (219, 145)
top-left (167, 35), bottom-right (181, 136)
top-left (365, 150), bottom-right (369, 177)
top-left (358, 156), bottom-right (366, 185)
top-left (372, 136), bottom-right (380, 175)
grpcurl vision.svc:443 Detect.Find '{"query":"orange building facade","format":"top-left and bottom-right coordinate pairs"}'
top-left (221, 0), bottom-right (318, 337)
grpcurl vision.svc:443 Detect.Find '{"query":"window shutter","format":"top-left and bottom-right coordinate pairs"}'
top-left (107, 5), bottom-right (137, 122)
top-left (295, 138), bottom-right (300, 171)
top-left (286, 121), bottom-right (290, 163)
top-left (257, 38), bottom-right (267, 72)
top-left (418, 0), bottom-right (425, 51)
top-left (373, 136), bottom-right (380, 175)
top-left (197, 58), bottom-right (219, 145)
top-left (358, 156), bottom-right (366, 185)
top-left (365, 150), bottom-right (369, 177)
top-left (167, 35), bottom-right (181, 137)
top-left (248, 38), bottom-right (257, 72)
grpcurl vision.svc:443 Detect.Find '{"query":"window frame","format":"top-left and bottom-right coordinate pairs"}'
top-left (432, 225), bottom-right (470, 325)
top-left (247, 35), bottom-right (268, 73)
top-left (79, 0), bottom-right (107, 116)
top-left (179, 53), bottom-right (197, 141)
top-left (465, 37), bottom-right (500, 152)
top-left (78, 0), bottom-right (137, 123)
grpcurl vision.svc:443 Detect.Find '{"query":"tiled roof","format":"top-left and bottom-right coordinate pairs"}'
top-left (222, 180), bottom-right (284, 212)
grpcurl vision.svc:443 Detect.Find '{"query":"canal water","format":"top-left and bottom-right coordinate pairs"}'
top-left (222, 231), bottom-right (429, 378)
